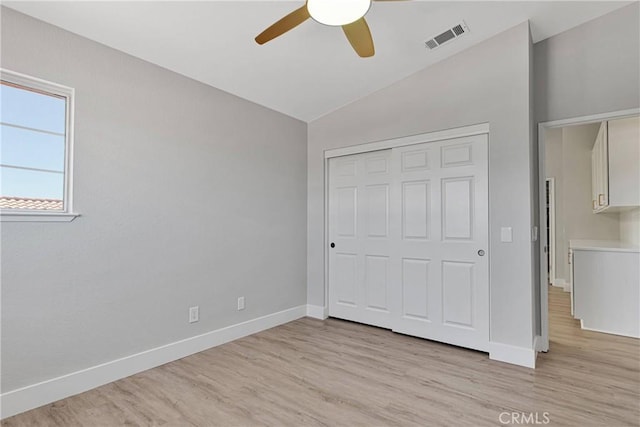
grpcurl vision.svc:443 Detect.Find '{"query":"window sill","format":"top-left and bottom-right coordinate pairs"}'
top-left (0, 211), bottom-right (80, 222)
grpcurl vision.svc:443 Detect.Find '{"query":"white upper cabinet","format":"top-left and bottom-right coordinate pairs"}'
top-left (592, 116), bottom-right (640, 213)
top-left (591, 122), bottom-right (608, 211)
top-left (608, 116), bottom-right (640, 207)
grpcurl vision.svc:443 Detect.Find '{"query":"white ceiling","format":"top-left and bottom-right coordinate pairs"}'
top-left (4, 1), bottom-right (632, 122)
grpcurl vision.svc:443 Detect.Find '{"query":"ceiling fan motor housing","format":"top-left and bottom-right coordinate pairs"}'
top-left (307, 0), bottom-right (372, 26)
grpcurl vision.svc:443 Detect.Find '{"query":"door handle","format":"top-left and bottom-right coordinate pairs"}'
top-left (477, 249), bottom-right (485, 256)
top-left (330, 242), bottom-right (335, 248)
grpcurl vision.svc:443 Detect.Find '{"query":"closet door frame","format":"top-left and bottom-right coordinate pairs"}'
top-left (322, 123), bottom-right (490, 320)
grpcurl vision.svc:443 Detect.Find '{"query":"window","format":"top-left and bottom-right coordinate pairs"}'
top-left (0, 69), bottom-right (77, 221)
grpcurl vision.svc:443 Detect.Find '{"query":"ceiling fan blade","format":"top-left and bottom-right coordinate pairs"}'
top-left (255, 5), bottom-right (311, 45)
top-left (342, 18), bottom-right (375, 58)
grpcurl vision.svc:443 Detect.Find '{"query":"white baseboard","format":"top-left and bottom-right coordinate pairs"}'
top-left (533, 335), bottom-right (548, 352)
top-left (0, 305), bottom-right (307, 420)
top-left (489, 341), bottom-right (536, 368)
top-left (306, 304), bottom-right (328, 320)
top-left (580, 320), bottom-right (639, 339)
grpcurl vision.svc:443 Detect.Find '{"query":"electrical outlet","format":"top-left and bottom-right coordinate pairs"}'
top-left (189, 306), bottom-right (199, 323)
top-left (237, 297), bottom-right (245, 311)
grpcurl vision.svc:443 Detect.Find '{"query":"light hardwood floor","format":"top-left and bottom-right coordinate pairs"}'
top-left (3, 286), bottom-right (639, 426)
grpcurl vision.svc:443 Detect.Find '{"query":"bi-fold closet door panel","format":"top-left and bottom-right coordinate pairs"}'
top-left (328, 134), bottom-right (489, 352)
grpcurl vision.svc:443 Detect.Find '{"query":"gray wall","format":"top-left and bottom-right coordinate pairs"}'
top-left (529, 27), bottom-right (540, 337)
top-left (308, 22), bottom-right (535, 349)
top-left (545, 124), bottom-right (621, 283)
top-left (535, 2), bottom-right (640, 124)
top-left (1, 8), bottom-right (307, 392)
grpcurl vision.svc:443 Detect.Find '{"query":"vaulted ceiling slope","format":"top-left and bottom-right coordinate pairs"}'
top-left (4, 1), bottom-right (632, 122)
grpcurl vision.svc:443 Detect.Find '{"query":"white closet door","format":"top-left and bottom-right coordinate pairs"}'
top-left (328, 134), bottom-right (489, 352)
top-left (328, 150), bottom-right (393, 329)
top-left (390, 135), bottom-right (489, 351)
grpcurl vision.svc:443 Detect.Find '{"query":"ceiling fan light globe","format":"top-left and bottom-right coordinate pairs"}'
top-left (307, 0), bottom-right (372, 27)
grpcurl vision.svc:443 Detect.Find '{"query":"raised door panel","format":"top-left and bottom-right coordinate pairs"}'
top-left (402, 181), bottom-right (431, 240)
top-left (335, 158), bottom-right (357, 177)
top-left (442, 177), bottom-right (474, 241)
top-left (401, 258), bottom-right (430, 321)
top-left (442, 261), bottom-right (474, 328)
top-left (365, 185), bottom-right (389, 238)
top-left (365, 255), bottom-right (390, 312)
top-left (334, 254), bottom-right (357, 306)
top-left (335, 187), bottom-right (357, 238)
top-left (366, 156), bottom-right (389, 175)
top-left (402, 149), bottom-right (430, 172)
top-left (441, 143), bottom-right (473, 168)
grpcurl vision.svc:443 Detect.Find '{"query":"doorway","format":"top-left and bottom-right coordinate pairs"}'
top-left (537, 108), bottom-right (640, 351)
top-left (545, 178), bottom-right (556, 287)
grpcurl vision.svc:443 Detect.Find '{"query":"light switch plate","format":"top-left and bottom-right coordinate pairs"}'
top-left (500, 227), bottom-right (513, 243)
top-left (189, 306), bottom-right (199, 323)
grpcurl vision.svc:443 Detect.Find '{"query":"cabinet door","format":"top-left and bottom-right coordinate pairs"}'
top-left (591, 122), bottom-right (608, 212)
top-left (608, 116), bottom-right (640, 207)
top-left (591, 145), bottom-right (599, 212)
top-left (599, 122), bottom-right (609, 208)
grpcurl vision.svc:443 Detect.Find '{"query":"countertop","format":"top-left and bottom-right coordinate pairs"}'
top-left (570, 239), bottom-right (640, 253)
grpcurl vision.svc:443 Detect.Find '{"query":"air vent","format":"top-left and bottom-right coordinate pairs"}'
top-left (452, 24), bottom-right (465, 36)
top-left (434, 30), bottom-right (455, 45)
top-left (425, 21), bottom-right (469, 51)
top-left (425, 39), bottom-right (438, 50)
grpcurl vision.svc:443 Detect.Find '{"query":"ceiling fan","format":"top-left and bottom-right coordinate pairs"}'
top-left (255, 0), bottom-right (405, 58)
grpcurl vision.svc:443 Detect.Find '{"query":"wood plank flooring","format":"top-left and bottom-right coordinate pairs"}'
top-left (3, 286), bottom-right (639, 426)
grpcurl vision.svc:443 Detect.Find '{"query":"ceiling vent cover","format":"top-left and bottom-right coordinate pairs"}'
top-left (425, 21), bottom-right (469, 50)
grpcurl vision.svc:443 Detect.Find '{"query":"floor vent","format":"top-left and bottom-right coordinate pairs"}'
top-left (425, 21), bottom-right (469, 51)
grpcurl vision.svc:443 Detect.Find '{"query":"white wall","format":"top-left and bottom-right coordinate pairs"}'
top-left (620, 209), bottom-right (640, 246)
top-left (1, 8), bottom-right (307, 393)
top-left (308, 22), bottom-right (535, 350)
top-left (545, 124), bottom-right (621, 284)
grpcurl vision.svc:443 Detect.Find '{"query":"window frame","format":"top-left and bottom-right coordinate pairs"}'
top-left (1, 69), bottom-right (79, 222)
